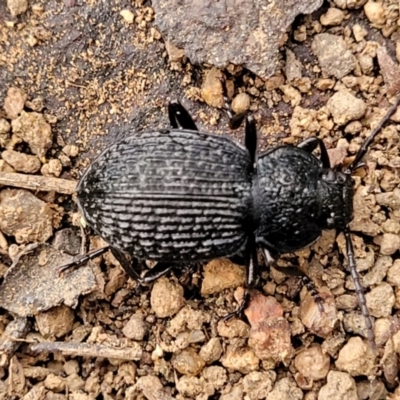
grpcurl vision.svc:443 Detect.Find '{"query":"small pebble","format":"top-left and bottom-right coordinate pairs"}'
top-left (176, 376), bottom-right (208, 398)
top-left (122, 313), bottom-right (147, 341)
top-left (220, 345), bottom-right (259, 374)
top-left (201, 258), bottom-right (245, 295)
top-left (243, 371), bottom-right (276, 398)
top-left (202, 366), bottom-right (228, 390)
top-left (352, 24), bottom-right (368, 42)
top-left (11, 111), bottom-right (52, 157)
top-left (245, 293), bottom-right (293, 363)
top-left (167, 306), bottom-right (209, 337)
top-left (0, 189), bottom-right (53, 243)
top-left (201, 67), bottom-right (224, 108)
top-left (294, 344), bottom-right (330, 381)
top-left (366, 282), bottom-right (395, 318)
top-left (199, 338), bottom-right (223, 364)
top-left (387, 259), bottom-right (400, 287)
top-left (120, 9), bottom-right (134, 23)
top-left (327, 91), bottom-right (366, 125)
top-left (3, 87), bottom-right (27, 119)
top-left (318, 371), bottom-right (357, 400)
top-left (266, 377), bottom-right (303, 400)
top-left (172, 348), bottom-right (205, 376)
top-left (320, 8), bottom-right (345, 26)
top-left (311, 33), bottom-right (356, 79)
top-left (44, 374), bottom-right (66, 392)
top-left (62, 144), bottom-right (79, 158)
top-left (364, 1), bottom-right (386, 25)
top-left (150, 277), bottom-right (185, 318)
top-left (36, 305), bottom-right (75, 338)
top-left (217, 319), bottom-right (249, 339)
top-left (379, 233), bottom-right (400, 256)
top-left (63, 360), bottom-right (80, 376)
top-left (0, 119), bottom-right (11, 146)
top-left (165, 41), bottom-right (185, 62)
top-left (335, 337), bottom-right (376, 376)
top-left (1, 150), bottom-right (41, 173)
top-left (299, 288), bottom-right (338, 338)
top-left (41, 159), bottom-right (63, 177)
top-left (231, 93), bottom-right (251, 115)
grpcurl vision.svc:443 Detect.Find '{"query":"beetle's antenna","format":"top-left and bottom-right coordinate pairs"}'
top-left (347, 95), bottom-right (400, 172)
top-left (344, 229), bottom-right (376, 350)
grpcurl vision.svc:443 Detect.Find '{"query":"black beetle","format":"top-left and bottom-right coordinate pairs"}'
top-left (64, 96), bottom-right (400, 347)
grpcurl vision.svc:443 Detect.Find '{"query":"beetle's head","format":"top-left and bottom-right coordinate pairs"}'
top-left (317, 169), bottom-right (354, 231)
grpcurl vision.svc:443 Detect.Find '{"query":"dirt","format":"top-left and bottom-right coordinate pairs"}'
top-left (0, 0), bottom-right (400, 399)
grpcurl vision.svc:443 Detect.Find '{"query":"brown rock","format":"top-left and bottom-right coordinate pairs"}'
top-left (320, 8), bottom-right (345, 26)
top-left (44, 374), bottom-right (66, 392)
top-left (172, 348), bottom-right (206, 376)
top-left (36, 304), bottom-right (75, 338)
top-left (266, 377), bottom-right (303, 400)
top-left (379, 233), bottom-right (400, 256)
top-left (327, 91), bottom-right (366, 125)
top-left (2, 150), bottom-right (41, 173)
top-left (366, 282), bottom-right (395, 318)
top-left (3, 87), bottom-right (27, 119)
top-left (0, 119), bottom-right (11, 147)
top-left (41, 159), bottom-right (63, 177)
top-left (11, 111), bottom-right (52, 157)
top-left (312, 34), bottom-right (355, 79)
top-left (217, 319), bottom-right (249, 338)
top-left (220, 345), bottom-right (259, 374)
top-left (364, 1), bottom-right (386, 25)
top-left (299, 288), bottom-right (338, 338)
top-left (150, 277), bottom-right (185, 318)
top-left (201, 68), bottom-right (224, 108)
top-left (294, 344), bottom-right (330, 381)
top-left (335, 337), bottom-right (376, 376)
top-left (318, 371), bottom-right (357, 400)
top-left (199, 338), bottom-right (223, 364)
top-left (122, 314), bottom-right (147, 341)
top-left (201, 258), bottom-right (245, 296)
top-left (165, 41), bottom-right (185, 62)
top-left (245, 293), bottom-right (294, 363)
top-left (243, 371), bottom-right (276, 399)
top-left (0, 189), bottom-right (53, 243)
top-left (231, 93), bottom-right (251, 115)
top-left (387, 259), bottom-right (400, 287)
top-left (153, 0), bottom-right (323, 78)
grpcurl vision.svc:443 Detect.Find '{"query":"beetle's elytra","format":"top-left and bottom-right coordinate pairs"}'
top-left (78, 129), bottom-right (254, 263)
top-left (67, 97), bottom-right (400, 348)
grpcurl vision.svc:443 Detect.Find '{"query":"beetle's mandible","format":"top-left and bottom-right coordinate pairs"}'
top-left (65, 96), bottom-right (400, 348)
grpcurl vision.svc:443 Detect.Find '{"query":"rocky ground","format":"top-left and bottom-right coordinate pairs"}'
top-left (0, 0), bottom-right (400, 399)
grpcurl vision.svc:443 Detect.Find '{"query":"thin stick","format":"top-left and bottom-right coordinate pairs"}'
top-left (0, 172), bottom-right (76, 194)
top-left (29, 341), bottom-right (142, 361)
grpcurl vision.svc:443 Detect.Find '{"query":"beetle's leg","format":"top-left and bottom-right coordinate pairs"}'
top-left (270, 264), bottom-right (325, 312)
top-left (297, 137), bottom-right (330, 168)
top-left (344, 229), bottom-right (376, 349)
top-left (140, 262), bottom-right (174, 283)
top-left (58, 246), bottom-right (111, 275)
top-left (246, 233), bottom-right (259, 287)
top-left (245, 116), bottom-right (257, 168)
top-left (110, 246), bottom-right (174, 284)
top-left (168, 100), bottom-right (198, 131)
top-left (222, 234), bottom-right (258, 321)
top-left (109, 246), bottom-right (143, 281)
